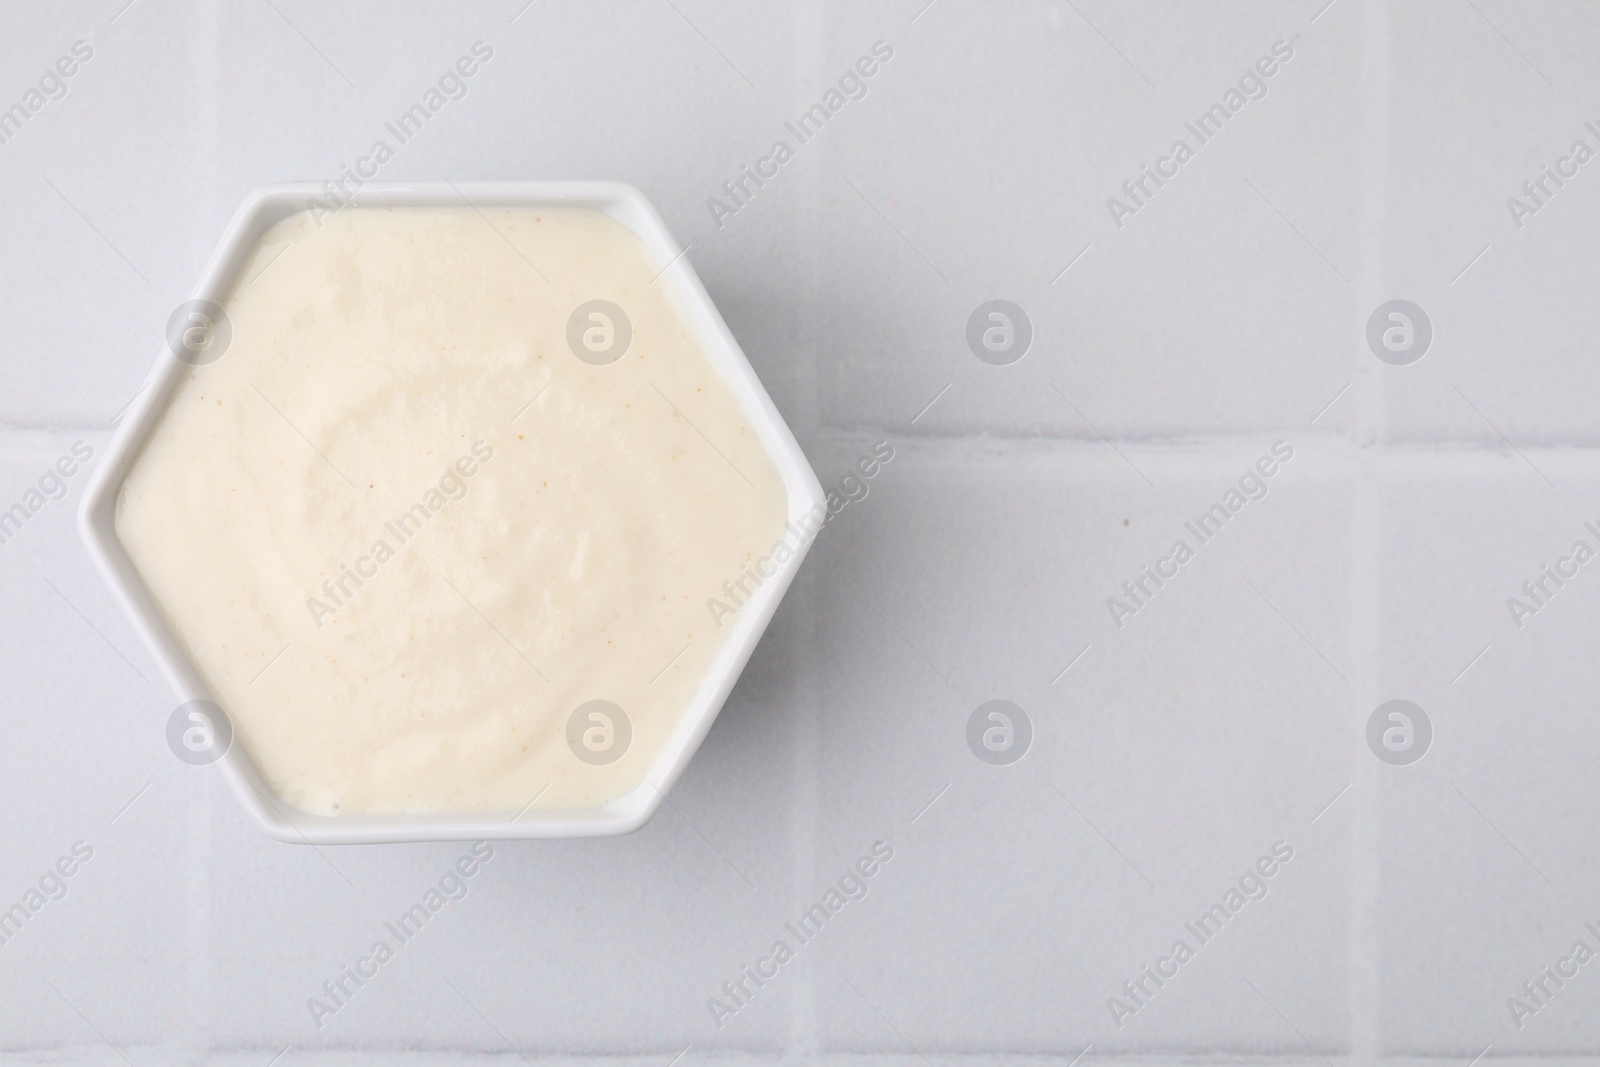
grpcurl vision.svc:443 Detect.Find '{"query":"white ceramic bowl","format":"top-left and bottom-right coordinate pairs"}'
top-left (78, 181), bottom-right (823, 844)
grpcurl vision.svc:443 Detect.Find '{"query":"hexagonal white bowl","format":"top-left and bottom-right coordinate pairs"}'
top-left (78, 181), bottom-right (824, 844)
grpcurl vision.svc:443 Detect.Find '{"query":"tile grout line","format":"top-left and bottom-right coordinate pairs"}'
top-left (792, 572), bottom-right (822, 1057)
top-left (793, 0), bottom-right (822, 1056)
top-left (1350, 469), bottom-right (1383, 1065)
top-left (191, 0), bottom-right (222, 1060)
top-left (20, 416), bottom-right (1600, 456)
top-left (1349, 0), bottom-right (1392, 1060)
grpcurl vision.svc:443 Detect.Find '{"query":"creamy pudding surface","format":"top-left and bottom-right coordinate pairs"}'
top-left (117, 206), bottom-right (787, 815)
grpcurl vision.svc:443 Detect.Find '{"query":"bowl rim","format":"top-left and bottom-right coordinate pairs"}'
top-left (77, 180), bottom-right (825, 843)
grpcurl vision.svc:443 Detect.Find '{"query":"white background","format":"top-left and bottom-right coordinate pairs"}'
top-left (2, 0), bottom-right (1599, 1062)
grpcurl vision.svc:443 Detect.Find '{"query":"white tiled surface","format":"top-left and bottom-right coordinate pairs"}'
top-left (4, 0), bottom-right (1600, 1062)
